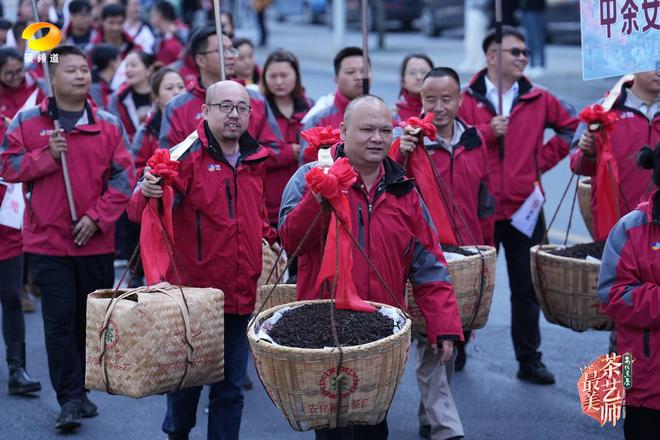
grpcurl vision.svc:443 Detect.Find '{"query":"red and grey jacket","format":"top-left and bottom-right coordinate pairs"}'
top-left (154, 28), bottom-right (188, 66)
top-left (570, 85), bottom-right (658, 232)
top-left (108, 83), bottom-right (147, 139)
top-left (87, 28), bottom-right (142, 60)
top-left (169, 55), bottom-right (198, 86)
top-left (598, 189), bottom-right (660, 411)
top-left (459, 69), bottom-right (578, 220)
top-left (158, 79), bottom-right (281, 151)
top-left (299, 91), bottom-right (352, 162)
top-left (279, 145), bottom-right (464, 345)
top-left (395, 118), bottom-right (496, 245)
top-left (90, 70), bottom-right (114, 110)
top-left (0, 73), bottom-right (47, 120)
top-left (0, 98), bottom-right (136, 256)
top-left (131, 108), bottom-right (162, 178)
top-left (394, 90), bottom-right (423, 122)
top-left (0, 184), bottom-right (22, 262)
top-left (127, 121), bottom-right (275, 315)
top-left (263, 94), bottom-right (312, 225)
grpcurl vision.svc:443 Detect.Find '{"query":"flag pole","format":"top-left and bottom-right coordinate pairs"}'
top-left (361, 0), bottom-right (370, 95)
top-left (30, 0), bottom-right (78, 223)
top-left (213, 0), bottom-right (226, 80)
top-left (495, 0), bottom-right (505, 159)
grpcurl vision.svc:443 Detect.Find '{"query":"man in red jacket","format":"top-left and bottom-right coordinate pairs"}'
top-left (279, 95), bottom-right (463, 440)
top-left (398, 67), bottom-right (494, 439)
top-left (129, 80), bottom-right (274, 440)
top-left (299, 46), bottom-right (372, 162)
top-left (158, 26), bottom-right (281, 159)
top-left (87, 3), bottom-right (142, 60)
top-left (458, 26), bottom-right (578, 384)
top-left (0, 45), bottom-right (135, 431)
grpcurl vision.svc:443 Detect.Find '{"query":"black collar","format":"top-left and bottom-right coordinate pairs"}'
top-left (653, 190), bottom-right (660, 224)
top-left (266, 95), bottom-right (311, 119)
top-left (469, 70), bottom-right (534, 103)
top-left (203, 121), bottom-right (263, 165)
top-left (46, 97), bottom-right (96, 126)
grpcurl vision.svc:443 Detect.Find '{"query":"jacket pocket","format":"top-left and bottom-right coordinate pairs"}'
top-left (196, 210), bottom-right (202, 261)
top-left (225, 179), bottom-right (234, 220)
top-left (357, 203), bottom-right (364, 248)
top-left (643, 329), bottom-right (650, 358)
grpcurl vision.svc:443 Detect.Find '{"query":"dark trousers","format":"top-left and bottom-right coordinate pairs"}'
top-left (256, 10), bottom-right (267, 46)
top-left (494, 219), bottom-right (544, 363)
top-left (315, 418), bottom-right (389, 440)
top-left (521, 10), bottom-right (546, 67)
top-left (162, 314), bottom-right (250, 440)
top-left (27, 253), bottom-right (114, 405)
top-left (624, 406), bottom-right (660, 440)
top-left (0, 255), bottom-right (26, 351)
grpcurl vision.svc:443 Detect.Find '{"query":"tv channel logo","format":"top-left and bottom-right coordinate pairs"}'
top-left (22, 22), bottom-right (62, 52)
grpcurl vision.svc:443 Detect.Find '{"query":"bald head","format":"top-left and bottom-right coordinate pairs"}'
top-left (343, 95), bottom-right (389, 127)
top-left (205, 80), bottom-right (250, 105)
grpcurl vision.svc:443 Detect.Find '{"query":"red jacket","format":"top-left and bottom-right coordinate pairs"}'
top-left (0, 74), bottom-right (47, 120)
top-left (131, 108), bottom-right (162, 178)
top-left (128, 121), bottom-right (274, 315)
top-left (263, 95), bottom-right (312, 224)
top-left (459, 70), bottom-right (578, 220)
top-left (90, 71), bottom-right (113, 110)
top-left (155, 29), bottom-right (188, 66)
top-left (169, 55), bottom-right (198, 86)
top-left (87, 29), bottom-right (142, 60)
top-left (0, 98), bottom-right (136, 256)
top-left (395, 118), bottom-right (495, 245)
top-left (570, 86), bottom-right (658, 232)
top-left (0, 184), bottom-right (23, 262)
top-left (394, 90), bottom-right (422, 122)
top-left (108, 83), bottom-right (148, 139)
top-left (598, 190), bottom-right (660, 411)
top-left (299, 91), bottom-right (352, 161)
top-left (279, 145), bottom-right (464, 345)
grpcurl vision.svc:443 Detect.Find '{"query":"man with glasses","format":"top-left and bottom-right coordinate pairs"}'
top-left (130, 81), bottom-right (274, 440)
top-left (459, 26), bottom-right (578, 385)
top-left (159, 25), bottom-right (281, 160)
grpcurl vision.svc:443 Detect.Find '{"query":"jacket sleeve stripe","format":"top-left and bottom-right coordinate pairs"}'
top-left (410, 239), bottom-right (451, 285)
top-left (278, 163), bottom-right (314, 228)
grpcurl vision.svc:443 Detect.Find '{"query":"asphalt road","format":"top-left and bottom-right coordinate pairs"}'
top-left (0, 18), bottom-right (626, 440)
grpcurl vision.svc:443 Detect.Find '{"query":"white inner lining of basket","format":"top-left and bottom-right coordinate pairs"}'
top-left (257, 305), bottom-right (407, 348)
top-left (443, 251), bottom-right (469, 261)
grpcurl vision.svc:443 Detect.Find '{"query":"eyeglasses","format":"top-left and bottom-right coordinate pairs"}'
top-left (501, 48), bottom-right (530, 58)
top-left (208, 102), bottom-right (251, 114)
top-left (199, 47), bottom-right (240, 58)
top-left (1, 68), bottom-right (24, 80)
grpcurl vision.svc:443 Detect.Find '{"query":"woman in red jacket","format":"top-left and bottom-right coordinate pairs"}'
top-left (132, 67), bottom-right (185, 177)
top-left (599, 143), bottom-right (660, 439)
top-left (260, 49), bottom-right (313, 226)
top-left (108, 51), bottom-right (161, 140)
top-left (0, 47), bottom-right (46, 119)
top-left (394, 53), bottom-right (433, 122)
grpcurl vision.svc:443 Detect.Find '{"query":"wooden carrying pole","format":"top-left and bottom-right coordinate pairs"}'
top-left (213, 0), bottom-right (226, 81)
top-left (361, 0), bottom-right (370, 95)
top-left (30, 0), bottom-right (78, 223)
top-left (494, 0), bottom-right (505, 159)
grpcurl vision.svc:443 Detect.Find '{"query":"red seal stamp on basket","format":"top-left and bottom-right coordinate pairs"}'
top-left (319, 367), bottom-right (359, 399)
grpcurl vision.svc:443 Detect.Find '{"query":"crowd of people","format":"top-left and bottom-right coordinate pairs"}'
top-left (0, 1), bottom-right (658, 439)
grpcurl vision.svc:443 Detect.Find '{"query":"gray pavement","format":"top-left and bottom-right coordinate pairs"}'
top-left (0, 19), bottom-right (626, 440)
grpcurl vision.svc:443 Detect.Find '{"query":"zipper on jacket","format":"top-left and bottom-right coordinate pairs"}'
top-left (225, 179), bottom-right (234, 219)
top-left (357, 203), bottom-right (365, 248)
top-left (643, 329), bottom-right (650, 358)
top-left (195, 210), bottom-right (202, 261)
top-left (27, 182), bottom-right (34, 224)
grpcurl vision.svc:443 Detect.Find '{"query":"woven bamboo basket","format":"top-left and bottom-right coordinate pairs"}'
top-left (85, 283), bottom-right (225, 398)
top-left (255, 284), bottom-right (297, 313)
top-left (577, 178), bottom-right (594, 238)
top-left (259, 240), bottom-right (287, 287)
top-left (248, 300), bottom-right (411, 431)
top-left (407, 246), bottom-right (497, 332)
top-left (530, 244), bottom-right (613, 332)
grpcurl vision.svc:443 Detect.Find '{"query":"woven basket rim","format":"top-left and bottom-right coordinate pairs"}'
top-left (248, 299), bottom-right (412, 354)
top-left (531, 244), bottom-right (601, 267)
top-left (578, 179), bottom-right (591, 188)
top-left (448, 245), bottom-right (496, 261)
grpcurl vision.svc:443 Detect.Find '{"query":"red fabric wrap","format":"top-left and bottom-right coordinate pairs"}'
top-left (305, 158), bottom-right (375, 313)
top-left (140, 149), bottom-right (181, 286)
top-left (579, 104), bottom-right (620, 240)
top-left (301, 125), bottom-right (341, 163)
top-left (389, 113), bottom-right (459, 245)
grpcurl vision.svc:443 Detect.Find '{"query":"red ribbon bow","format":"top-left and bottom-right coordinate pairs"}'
top-left (305, 158), bottom-right (375, 313)
top-left (140, 149), bottom-right (181, 286)
top-left (301, 125), bottom-right (341, 163)
top-left (579, 104), bottom-right (621, 240)
top-left (390, 113), bottom-right (458, 245)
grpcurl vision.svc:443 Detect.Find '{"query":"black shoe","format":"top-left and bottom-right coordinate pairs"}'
top-left (455, 345), bottom-right (467, 372)
top-left (418, 424), bottom-right (430, 438)
top-left (517, 360), bottom-right (556, 385)
top-left (81, 393), bottom-right (99, 418)
top-left (56, 400), bottom-right (82, 431)
top-left (8, 367), bottom-right (41, 395)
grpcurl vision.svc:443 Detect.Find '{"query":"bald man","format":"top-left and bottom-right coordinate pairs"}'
top-left (128, 80), bottom-right (275, 440)
top-left (279, 95), bottom-right (463, 440)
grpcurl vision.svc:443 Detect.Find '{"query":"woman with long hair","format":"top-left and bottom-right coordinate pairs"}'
top-left (394, 53), bottom-right (433, 121)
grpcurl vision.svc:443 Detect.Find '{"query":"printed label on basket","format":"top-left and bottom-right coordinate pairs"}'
top-left (307, 398), bottom-right (370, 415)
top-left (101, 320), bottom-right (120, 350)
top-left (578, 353), bottom-right (633, 427)
top-left (319, 367), bottom-right (359, 399)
